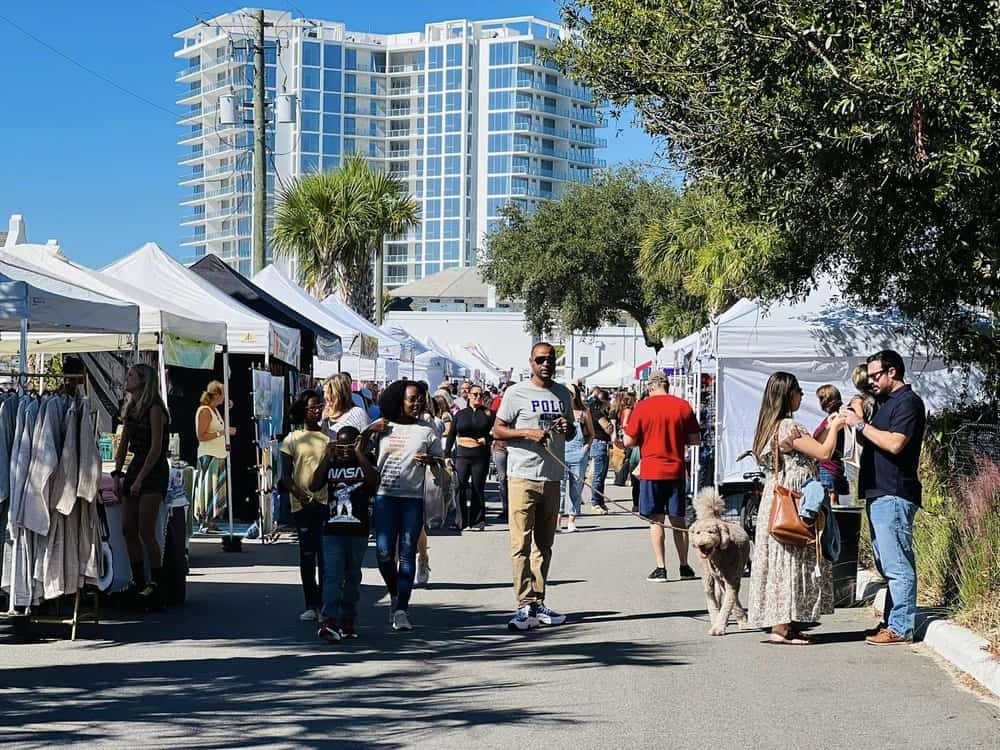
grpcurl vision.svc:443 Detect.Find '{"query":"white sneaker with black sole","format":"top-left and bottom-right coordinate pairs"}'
top-left (416, 558), bottom-right (431, 586)
top-left (531, 603), bottom-right (567, 626)
top-left (507, 604), bottom-right (538, 631)
top-left (392, 610), bottom-right (413, 631)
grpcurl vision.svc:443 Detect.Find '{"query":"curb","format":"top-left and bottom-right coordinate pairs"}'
top-left (864, 569), bottom-right (1000, 699)
top-left (922, 620), bottom-right (1000, 700)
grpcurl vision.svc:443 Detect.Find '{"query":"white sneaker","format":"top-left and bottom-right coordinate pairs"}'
top-left (416, 557), bottom-right (431, 586)
top-left (299, 608), bottom-right (318, 622)
top-left (566, 521), bottom-right (578, 533)
top-left (507, 604), bottom-right (539, 632)
top-left (392, 610), bottom-right (413, 631)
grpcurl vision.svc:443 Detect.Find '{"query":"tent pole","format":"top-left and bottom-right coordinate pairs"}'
top-left (156, 335), bottom-right (169, 404)
top-left (8, 319), bottom-right (28, 613)
top-left (222, 347), bottom-right (236, 548)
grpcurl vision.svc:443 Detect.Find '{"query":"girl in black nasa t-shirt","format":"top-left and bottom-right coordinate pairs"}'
top-left (310, 426), bottom-right (377, 641)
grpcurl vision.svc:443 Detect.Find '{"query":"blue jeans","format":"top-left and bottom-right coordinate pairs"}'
top-left (322, 535), bottom-right (368, 621)
top-left (561, 449), bottom-right (589, 516)
top-left (867, 495), bottom-right (919, 638)
top-left (589, 440), bottom-right (609, 506)
top-left (373, 495), bottom-right (424, 612)
top-left (294, 503), bottom-right (325, 610)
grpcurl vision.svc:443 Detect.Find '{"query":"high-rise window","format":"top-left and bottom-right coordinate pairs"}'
top-left (445, 92), bottom-right (462, 111)
top-left (445, 134), bottom-right (462, 153)
top-left (489, 68), bottom-right (513, 89)
top-left (303, 42), bottom-right (321, 66)
top-left (489, 42), bottom-right (516, 66)
top-left (302, 67), bottom-right (320, 89)
top-left (323, 114), bottom-right (340, 133)
top-left (324, 70), bottom-right (341, 92)
top-left (324, 43), bottom-right (342, 69)
top-left (446, 69), bottom-right (462, 90)
top-left (428, 71), bottom-right (443, 92)
top-left (446, 43), bottom-right (462, 67)
top-left (428, 46), bottom-right (444, 69)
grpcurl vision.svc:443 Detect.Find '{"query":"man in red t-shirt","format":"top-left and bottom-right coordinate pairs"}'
top-left (624, 371), bottom-right (701, 582)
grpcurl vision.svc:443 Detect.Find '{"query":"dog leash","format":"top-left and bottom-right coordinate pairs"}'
top-left (542, 443), bottom-right (692, 535)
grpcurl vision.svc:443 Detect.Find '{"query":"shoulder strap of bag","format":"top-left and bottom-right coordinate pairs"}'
top-left (772, 429), bottom-right (781, 480)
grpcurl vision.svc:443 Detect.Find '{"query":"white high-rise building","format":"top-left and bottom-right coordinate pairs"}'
top-left (175, 13), bottom-right (607, 283)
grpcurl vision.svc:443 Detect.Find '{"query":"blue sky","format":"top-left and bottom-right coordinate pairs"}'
top-left (0, 1), bottom-right (663, 268)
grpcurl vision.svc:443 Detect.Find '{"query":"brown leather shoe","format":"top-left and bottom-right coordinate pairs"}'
top-left (866, 628), bottom-right (912, 645)
top-left (864, 623), bottom-right (886, 638)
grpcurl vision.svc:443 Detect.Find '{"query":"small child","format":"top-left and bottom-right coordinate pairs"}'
top-left (310, 425), bottom-right (378, 642)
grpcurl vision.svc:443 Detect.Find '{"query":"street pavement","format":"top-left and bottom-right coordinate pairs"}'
top-left (1, 484), bottom-right (998, 749)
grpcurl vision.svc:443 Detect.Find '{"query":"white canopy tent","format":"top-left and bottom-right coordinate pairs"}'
top-left (106, 243), bottom-right (300, 368)
top-left (320, 294), bottom-right (410, 361)
top-left (251, 265), bottom-right (366, 357)
top-left (0, 245), bottom-right (227, 363)
top-left (0, 266), bottom-right (140, 613)
top-left (693, 282), bottom-right (980, 485)
top-left (580, 360), bottom-right (637, 389)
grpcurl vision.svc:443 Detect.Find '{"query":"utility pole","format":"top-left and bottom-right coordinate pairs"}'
top-left (252, 8), bottom-right (267, 274)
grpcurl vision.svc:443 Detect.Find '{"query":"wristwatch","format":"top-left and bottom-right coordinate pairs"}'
top-left (856, 422), bottom-right (866, 433)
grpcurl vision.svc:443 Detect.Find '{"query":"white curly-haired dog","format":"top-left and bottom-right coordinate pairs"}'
top-left (690, 487), bottom-right (751, 636)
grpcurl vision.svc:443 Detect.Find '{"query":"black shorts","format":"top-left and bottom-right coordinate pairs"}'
top-left (639, 479), bottom-right (687, 518)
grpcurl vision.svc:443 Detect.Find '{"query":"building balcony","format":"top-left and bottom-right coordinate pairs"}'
top-left (509, 185), bottom-right (556, 200)
top-left (180, 208), bottom-right (251, 225)
top-left (510, 165), bottom-right (589, 184)
top-left (514, 100), bottom-right (603, 125)
top-left (180, 228), bottom-right (247, 246)
top-left (514, 122), bottom-right (607, 146)
top-left (387, 128), bottom-right (424, 138)
top-left (176, 54), bottom-right (238, 82)
top-left (177, 106), bottom-right (221, 126)
top-left (515, 76), bottom-right (594, 103)
top-left (179, 165), bottom-right (248, 185)
top-left (510, 141), bottom-right (607, 167)
top-left (516, 55), bottom-right (561, 72)
top-left (179, 184), bottom-right (246, 205)
top-left (386, 63), bottom-right (424, 73)
top-left (386, 86), bottom-right (424, 97)
top-left (178, 129), bottom-right (206, 146)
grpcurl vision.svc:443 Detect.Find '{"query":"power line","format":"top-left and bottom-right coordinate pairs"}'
top-left (0, 12), bottom-right (178, 118)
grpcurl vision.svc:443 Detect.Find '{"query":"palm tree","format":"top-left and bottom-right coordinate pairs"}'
top-left (271, 155), bottom-right (420, 321)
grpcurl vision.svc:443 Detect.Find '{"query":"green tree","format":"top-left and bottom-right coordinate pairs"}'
top-left (480, 167), bottom-right (704, 349)
top-left (555, 1), bottom-right (1000, 382)
top-left (272, 154), bottom-right (420, 321)
top-left (640, 180), bottom-right (784, 318)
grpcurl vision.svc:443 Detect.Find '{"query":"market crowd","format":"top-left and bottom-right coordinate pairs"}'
top-left (110, 340), bottom-right (924, 646)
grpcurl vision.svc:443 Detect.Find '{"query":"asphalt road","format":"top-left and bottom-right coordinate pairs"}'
top-left (1, 485), bottom-right (998, 749)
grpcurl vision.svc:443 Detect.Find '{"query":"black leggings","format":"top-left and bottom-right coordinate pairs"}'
top-left (294, 503), bottom-right (325, 609)
top-left (455, 455), bottom-right (490, 528)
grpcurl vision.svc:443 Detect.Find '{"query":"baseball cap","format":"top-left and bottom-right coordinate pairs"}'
top-left (647, 370), bottom-right (668, 387)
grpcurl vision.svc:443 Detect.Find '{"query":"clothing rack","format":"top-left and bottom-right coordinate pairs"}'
top-left (2, 380), bottom-right (103, 639)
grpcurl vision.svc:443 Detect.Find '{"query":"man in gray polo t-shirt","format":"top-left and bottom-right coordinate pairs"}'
top-left (494, 342), bottom-right (575, 631)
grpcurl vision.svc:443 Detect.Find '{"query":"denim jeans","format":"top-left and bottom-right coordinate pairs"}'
top-left (373, 495), bottom-right (424, 612)
top-left (867, 495), bottom-right (919, 638)
top-left (321, 534), bottom-right (368, 621)
top-left (589, 440), bottom-right (610, 506)
top-left (493, 448), bottom-right (508, 517)
top-left (561, 448), bottom-right (589, 516)
top-left (293, 503), bottom-right (326, 610)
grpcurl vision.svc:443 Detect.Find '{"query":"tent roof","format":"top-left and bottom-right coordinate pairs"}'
top-left (388, 266), bottom-right (488, 300)
top-left (192, 255), bottom-right (340, 361)
top-left (0, 259), bottom-right (138, 339)
top-left (0, 245), bottom-right (226, 350)
top-left (251, 265), bottom-right (371, 358)
top-left (320, 294), bottom-right (409, 360)
top-left (710, 282), bottom-right (937, 361)
top-left (105, 243), bottom-right (301, 366)
top-left (581, 360), bottom-right (636, 388)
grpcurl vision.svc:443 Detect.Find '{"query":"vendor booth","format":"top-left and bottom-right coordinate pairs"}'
top-left (681, 282), bottom-right (980, 487)
top-left (106, 244), bottom-right (301, 523)
top-left (0, 262), bottom-right (140, 637)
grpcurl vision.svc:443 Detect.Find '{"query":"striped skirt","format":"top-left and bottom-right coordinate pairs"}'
top-left (194, 455), bottom-right (228, 523)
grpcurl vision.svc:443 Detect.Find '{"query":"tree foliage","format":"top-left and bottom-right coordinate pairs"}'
top-left (480, 168), bottom-right (705, 349)
top-left (555, 0), bottom-right (1000, 381)
top-left (272, 155), bottom-right (420, 320)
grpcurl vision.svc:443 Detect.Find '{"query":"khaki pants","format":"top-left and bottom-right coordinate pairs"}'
top-left (508, 477), bottom-right (560, 606)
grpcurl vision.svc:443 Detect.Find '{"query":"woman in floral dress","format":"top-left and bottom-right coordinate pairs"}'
top-left (748, 372), bottom-right (846, 644)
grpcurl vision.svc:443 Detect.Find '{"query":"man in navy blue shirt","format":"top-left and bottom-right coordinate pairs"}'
top-left (841, 349), bottom-right (925, 645)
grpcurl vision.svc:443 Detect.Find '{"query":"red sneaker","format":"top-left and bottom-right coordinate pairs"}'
top-left (317, 618), bottom-right (342, 643)
top-left (340, 618), bottom-right (359, 639)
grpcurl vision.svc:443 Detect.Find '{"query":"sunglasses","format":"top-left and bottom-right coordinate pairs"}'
top-left (533, 356), bottom-right (556, 364)
top-left (469, 391), bottom-right (483, 397)
top-left (868, 369), bottom-right (888, 381)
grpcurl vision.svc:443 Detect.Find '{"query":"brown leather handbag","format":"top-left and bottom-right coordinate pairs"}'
top-left (768, 431), bottom-right (818, 547)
